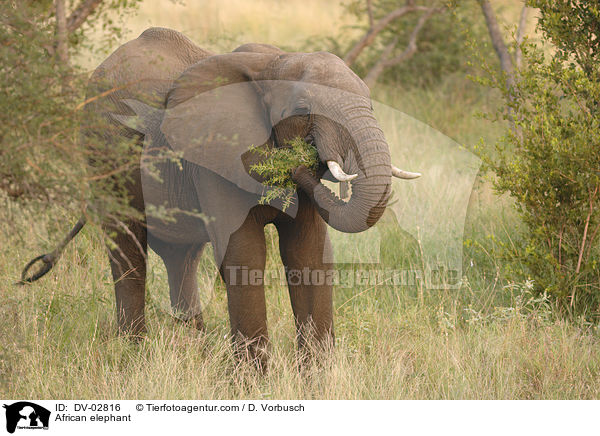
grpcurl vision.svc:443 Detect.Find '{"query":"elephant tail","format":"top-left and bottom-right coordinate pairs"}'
top-left (17, 217), bottom-right (87, 285)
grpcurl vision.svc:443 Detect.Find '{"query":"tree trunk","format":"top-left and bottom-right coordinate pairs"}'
top-left (478, 0), bottom-right (515, 90)
top-left (67, 0), bottom-right (104, 32)
top-left (55, 0), bottom-right (69, 64)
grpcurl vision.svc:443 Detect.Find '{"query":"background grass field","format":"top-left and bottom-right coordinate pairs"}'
top-left (2, 0), bottom-right (599, 399)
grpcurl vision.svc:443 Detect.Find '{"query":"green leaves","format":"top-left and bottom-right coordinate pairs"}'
top-left (249, 137), bottom-right (320, 211)
top-left (530, 0), bottom-right (600, 80)
top-left (478, 1), bottom-right (600, 316)
top-left (0, 0), bottom-right (144, 228)
top-left (0, 1), bottom-right (80, 203)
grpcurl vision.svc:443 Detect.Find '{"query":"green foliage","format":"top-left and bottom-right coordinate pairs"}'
top-left (313, 0), bottom-right (491, 89)
top-left (0, 0), bottom-right (142, 226)
top-left (477, 1), bottom-right (600, 316)
top-left (0, 1), bottom-right (78, 204)
top-left (532, 0), bottom-right (600, 79)
top-left (249, 137), bottom-right (320, 210)
top-left (463, 280), bottom-right (553, 326)
top-left (374, 1), bottom-right (489, 88)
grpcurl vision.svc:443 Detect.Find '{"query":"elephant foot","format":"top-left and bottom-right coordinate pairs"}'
top-left (173, 312), bottom-right (205, 331)
top-left (232, 332), bottom-right (270, 375)
top-left (117, 319), bottom-right (147, 342)
top-left (296, 322), bottom-right (335, 372)
top-left (190, 313), bottom-right (205, 331)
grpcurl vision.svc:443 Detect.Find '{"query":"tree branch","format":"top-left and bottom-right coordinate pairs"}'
top-left (366, 0), bottom-right (374, 29)
top-left (363, 36), bottom-right (398, 88)
top-left (515, 4), bottom-right (529, 69)
top-left (343, 2), bottom-right (431, 67)
top-left (67, 0), bottom-right (104, 33)
top-left (363, 7), bottom-right (442, 87)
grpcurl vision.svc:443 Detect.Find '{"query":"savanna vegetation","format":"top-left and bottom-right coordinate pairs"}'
top-left (1, 0), bottom-right (599, 399)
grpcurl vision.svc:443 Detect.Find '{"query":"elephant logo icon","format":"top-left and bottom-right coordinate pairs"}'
top-left (2, 402), bottom-right (50, 434)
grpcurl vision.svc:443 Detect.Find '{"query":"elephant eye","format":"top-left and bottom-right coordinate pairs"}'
top-left (292, 105), bottom-right (310, 116)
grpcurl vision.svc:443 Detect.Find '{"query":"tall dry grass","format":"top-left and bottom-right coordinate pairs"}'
top-left (2, 201), bottom-right (600, 399)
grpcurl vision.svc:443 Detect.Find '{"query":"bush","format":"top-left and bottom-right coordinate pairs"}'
top-left (0, 0), bottom-right (144, 228)
top-left (0, 1), bottom-right (83, 205)
top-left (477, 1), bottom-right (600, 316)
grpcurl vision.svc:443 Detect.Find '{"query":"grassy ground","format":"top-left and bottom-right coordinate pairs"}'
top-left (2, 201), bottom-right (600, 399)
top-left (2, 0), bottom-right (599, 400)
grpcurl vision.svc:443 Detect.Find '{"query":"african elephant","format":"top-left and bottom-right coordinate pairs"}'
top-left (21, 27), bottom-right (419, 369)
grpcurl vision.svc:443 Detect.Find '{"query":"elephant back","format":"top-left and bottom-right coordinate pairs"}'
top-left (84, 27), bottom-right (212, 136)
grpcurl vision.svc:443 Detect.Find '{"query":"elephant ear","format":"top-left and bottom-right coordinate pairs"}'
top-left (161, 52), bottom-right (278, 195)
top-left (109, 99), bottom-right (163, 136)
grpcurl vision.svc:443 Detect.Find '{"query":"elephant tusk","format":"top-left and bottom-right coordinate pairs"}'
top-left (327, 161), bottom-right (358, 182)
top-left (391, 165), bottom-right (421, 179)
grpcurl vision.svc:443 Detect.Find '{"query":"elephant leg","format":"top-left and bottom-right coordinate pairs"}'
top-left (275, 198), bottom-right (335, 358)
top-left (219, 209), bottom-right (269, 372)
top-left (105, 219), bottom-right (148, 337)
top-left (149, 238), bottom-right (205, 330)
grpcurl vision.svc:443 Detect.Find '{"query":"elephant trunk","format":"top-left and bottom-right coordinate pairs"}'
top-left (293, 101), bottom-right (392, 233)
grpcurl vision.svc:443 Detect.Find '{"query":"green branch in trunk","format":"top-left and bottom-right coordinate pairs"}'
top-left (249, 137), bottom-right (319, 210)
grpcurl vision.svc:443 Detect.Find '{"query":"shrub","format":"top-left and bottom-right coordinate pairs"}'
top-left (0, 1), bottom-right (82, 204)
top-left (477, 1), bottom-right (600, 316)
top-left (0, 0), bottom-right (145, 229)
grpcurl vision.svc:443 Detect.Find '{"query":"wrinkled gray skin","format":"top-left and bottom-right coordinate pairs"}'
top-left (85, 28), bottom-right (395, 370)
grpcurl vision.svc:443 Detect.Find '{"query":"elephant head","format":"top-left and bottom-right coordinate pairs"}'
top-left (151, 48), bottom-right (420, 233)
